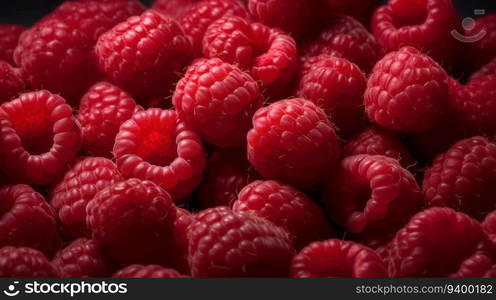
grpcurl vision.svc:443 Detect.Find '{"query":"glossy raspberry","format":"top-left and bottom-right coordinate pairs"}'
top-left (180, 0), bottom-right (248, 55)
top-left (0, 90), bottom-right (81, 185)
top-left (465, 13), bottom-right (496, 70)
top-left (113, 265), bottom-right (184, 278)
top-left (152, 0), bottom-right (200, 19)
top-left (372, 0), bottom-right (460, 65)
top-left (0, 184), bottom-right (61, 257)
top-left (303, 15), bottom-right (380, 73)
top-left (296, 55), bottom-right (366, 138)
top-left (199, 149), bottom-right (257, 208)
top-left (169, 208), bottom-right (194, 274)
top-left (87, 178), bottom-right (177, 265)
top-left (322, 155), bottom-right (422, 248)
top-left (50, 157), bottom-right (124, 238)
top-left (0, 24), bottom-right (24, 65)
top-left (95, 10), bottom-right (192, 100)
top-left (233, 180), bottom-right (334, 250)
top-left (52, 238), bottom-right (115, 278)
top-left (203, 16), bottom-right (298, 100)
top-left (343, 126), bottom-right (417, 172)
top-left (247, 0), bottom-right (317, 39)
top-left (188, 207), bottom-right (295, 277)
top-left (423, 137), bottom-right (496, 220)
top-left (470, 57), bottom-right (496, 81)
top-left (0, 246), bottom-right (59, 277)
top-left (113, 109), bottom-right (206, 200)
top-left (365, 46), bottom-right (448, 132)
top-left (0, 61), bottom-right (24, 104)
top-left (247, 98), bottom-right (340, 189)
top-left (388, 207), bottom-right (495, 277)
top-left (173, 58), bottom-right (263, 148)
top-left (291, 239), bottom-right (386, 278)
top-left (451, 75), bottom-right (496, 136)
top-left (77, 81), bottom-right (142, 156)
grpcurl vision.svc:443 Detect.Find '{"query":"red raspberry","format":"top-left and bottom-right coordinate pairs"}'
top-left (0, 90), bottom-right (81, 185)
top-left (188, 207), bottom-right (295, 277)
top-left (388, 207), bottom-right (495, 277)
top-left (152, 0), bottom-right (200, 19)
top-left (52, 238), bottom-right (115, 278)
top-left (113, 265), bottom-right (184, 278)
top-left (0, 24), bottom-right (24, 65)
top-left (95, 10), bottom-right (192, 100)
top-left (233, 180), bottom-right (334, 250)
top-left (0, 61), bottom-right (24, 104)
top-left (180, 0), bottom-right (248, 55)
top-left (365, 46), bottom-right (449, 132)
top-left (470, 57), bottom-right (496, 81)
top-left (77, 82), bottom-right (142, 157)
top-left (451, 75), bottom-right (496, 137)
top-left (87, 178), bottom-right (177, 265)
top-left (423, 137), bottom-right (496, 220)
top-left (291, 239), bottom-right (386, 278)
top-left (203, 16), bottom-right (298, 101)
top-left (0, 184), bottom-right (60, 257)
top-left (465, 13), bottom-right (496, 70)
top-left (113, 109), bottom-right (206, 200)
top-left (169, 208), bottom-right (194, 274)
top-left (371, 0), bottom-right (460, 65)
top-left (343, 126), bottom-right (418, 173)
top-left (173, 58), bottom-right (263, 148)
top-left (50, 157), bottom-right (124, 238)
top-left (0, 246), bottom-right (59, 277)
top-left (295, 55), bottom-right (366, 138)
top-left (302, 15), bottom-right (381, 73)
top-left (483, 211), bottom-right (496, 247)
top-left (247, 0), bottom-right (317, 39)
top-left (322, 155), bottom-right (422, 248)
top-left (322, 0), bottom-right (379, 24)
top-left (199, 149), bottom-right (257, 208)
top-left (247, 98), bottom-right (340, 189)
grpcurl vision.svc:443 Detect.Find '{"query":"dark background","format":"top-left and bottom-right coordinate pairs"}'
top-left (0, 0), bottom-right (494, 27)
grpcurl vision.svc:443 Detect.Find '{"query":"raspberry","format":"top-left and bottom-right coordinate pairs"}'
top-left (203, 16), bottom-right (298, 100)
top-left (302, 15), bottom-right (380, 73)
top-left (247, 98), bottom-right (340, 189)
top-left (372, 0), bottom-right (460, 65)
top-left (152, 0), bottom-right (200, 19)
top-left (233, 180), bottom-right (334, 249)
top-left (388, 207), bottom-right (495, 277)
top-left (343, 126), bottom-right (417, 173)
top-left (0, 90), bottom-right (81, 185)
top-left (95, 10), bottom-right (192, 100)
top-left (0, 25), bottom-right (24, 65)
top-left (86, 178), bottom-right (177, 265)
top-left (423, 137), bottom-right (496, 220)
top-left (173, 58), bottom-right (263, 148)
top-left (0, 246), bottom-right (59, 277)
top-left (291, 239), bottom-right (386, 278)
top-left (113, 109), bottom-right (206, 200)
top-left (50, 157), bottom-right (124, 238)
top-left (180, 0), bottom-right (248, 55)
top-left (188, 207), bottom-right (295, 277)
top-left (465, 13), bottom-right (496, 70)
top-left (470, 57), bottom-right (496, 81)
top-left (365, 46), bottom-right (449, 132)
top-left (321, 155), bottom-right (422, 248)
top-left (247, 0), bottom-right (317, 39)
top-left (451, 75), bottom-right (496, 137)
top-left (77, 82), bottom-right (142, 157)
top-left (0, 61), bottom-right (24, 104)
top-left (199, 149), bottom-right (257, 208)
top-left (52, 238), bottom-right (115, 278)
top-left (295, 55), bottom-right (366, 138)
top-left (0, 184), bottom-right (61, 257)
top-left (169, 208), bottom-right (194, 274)
top-left (483, 211), bottom-right (496, 247)
top-left (113, 265), bottom-right (184, 278)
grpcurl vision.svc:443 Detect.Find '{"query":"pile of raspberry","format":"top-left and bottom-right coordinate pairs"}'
top-left (1, 0), bottom-right (496, 278)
